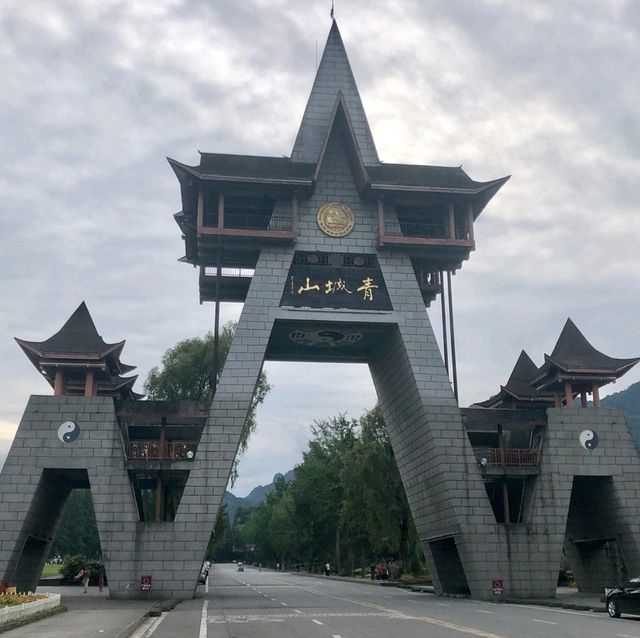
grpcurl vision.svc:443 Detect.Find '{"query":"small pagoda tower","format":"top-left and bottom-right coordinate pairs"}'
top-left (15, 302), bottom-right (141, 399)
top-left (475, 350), bottom-right (555, 409)
top-left (531, 318), bottom-right (639, 408)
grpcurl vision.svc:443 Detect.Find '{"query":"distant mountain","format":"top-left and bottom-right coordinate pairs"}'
top-left (223, 469), bottom-right (295, 521)
top-left (603, 381), bottom-right (640, 452)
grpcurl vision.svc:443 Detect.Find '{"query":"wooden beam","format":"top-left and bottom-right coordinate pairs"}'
top-left (84, 370), bottom-right (95, 397)
top-left (592, 384), bottom-right (601, 409)
top-left (196, 189), bottom-right (204, 232)
top-left (467, 202), bottom-right (475, 242)
top-left (377, 196), bottom-right (385, 246)
top-left (218, 193), bottom-right (224, 230)
top-left (292, 194), bottom-right (299, 235)
top-left (54, 369), bottom-right (66, 396)
top-left (447, 204), bottom-right (456, 239)
top-left (565, 382), bottom-right (573, 407)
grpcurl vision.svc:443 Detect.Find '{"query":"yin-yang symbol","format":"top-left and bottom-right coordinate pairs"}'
top-left (57, 421), bottom-right (80, 443)
top-left (579, 429), bottom-right (599, 450)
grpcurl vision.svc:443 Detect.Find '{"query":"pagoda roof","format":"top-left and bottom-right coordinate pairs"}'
top-left (167, 19), bottom-right (508, 202)
top-left (168, 154), bottom-right (507, 196)
top-left (474, 350), bottom-right (554, 408)
top-left (532, 319), bottom-right (640, 388)
top-left (16, 301), bottom-right (137, 376)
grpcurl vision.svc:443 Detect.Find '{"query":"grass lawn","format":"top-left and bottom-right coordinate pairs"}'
top-left (41, 564), bottom-right (62, 578)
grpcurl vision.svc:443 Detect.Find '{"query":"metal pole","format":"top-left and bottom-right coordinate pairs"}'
top-left (213, 250), bottom-right (221, 396)
top-left (446, 271), bottom-right (458, 402)
top-left (439, 271), bottom-right (449, 375)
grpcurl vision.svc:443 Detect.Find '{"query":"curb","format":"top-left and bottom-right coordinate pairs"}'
top-left (114, 600), bottom-right (176, 638)
top-left (0, 604), bottom-right (67, 634)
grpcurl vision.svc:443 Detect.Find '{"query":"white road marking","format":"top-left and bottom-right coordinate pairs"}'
top-left (295, 609), bottom-right (302, 613)
top-left (332, 635), bottom-right (342, 638)
top-left (436, 603), bottom-right (451, 607)
top-left (532, 619), bottom-right (557, 625)
top-left (129, 614), bottom-right (166, 638)
top-left (270, 598), bottom-right (277, 601)
top-left (281, 602), bottom-right (288, 606)
top-left (312, 619), bottom-right (325, 625)
top-left (199, 600), bottom-right (208, 638)
top-left (617, 634), bottom-right (640, 638)
top-left (473, 609), bottom-right (494, 614)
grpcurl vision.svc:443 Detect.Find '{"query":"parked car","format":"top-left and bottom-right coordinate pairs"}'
top-left (606, 577), bottom-right (640, 618)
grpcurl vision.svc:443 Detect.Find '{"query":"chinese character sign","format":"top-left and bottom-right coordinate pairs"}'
top-left (281, 259), bottom-right (392, 310)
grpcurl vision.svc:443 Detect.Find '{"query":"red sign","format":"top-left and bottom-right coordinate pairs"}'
top-left (140, 575), bottom-right (152, 591)
top-left (492, 579), bottom-right (503, 595)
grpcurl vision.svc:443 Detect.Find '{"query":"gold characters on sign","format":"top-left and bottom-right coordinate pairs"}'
top-left (296, 275), bottom-right (377, 300)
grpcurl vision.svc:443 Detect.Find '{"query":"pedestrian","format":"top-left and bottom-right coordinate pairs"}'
top-left (324, 562), bottom-right (330, 577)
top-left (370, 563), bottom-right (376, 581)
top-left (98, 573), bottom-right (104, 592)
top-left (75, 567), bottom-right (91, 593)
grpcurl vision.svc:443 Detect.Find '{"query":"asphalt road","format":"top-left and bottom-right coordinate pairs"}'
top-left (138, 563), bottom-right (640, 638)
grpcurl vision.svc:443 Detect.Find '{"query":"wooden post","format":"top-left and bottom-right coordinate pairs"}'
top-left (447, 203), bottom-right (456, 239)
top-left (155, 475), bottom-right (163, 522)
top-left (446, 271), bottom-right (459, 402)
top-left (593, 384), bottom-right (601, 410)
top-left (467, 202), bottom-right (474, 242)
top-left (213, 251), bottom-right (221, 396)
top-left (292, 194), bottom-right (299, 235)
top-left (218, 193), bottom-right (225, 229)
top-left (197, 190), bottom-right (204, 231)
top-left (580, 392), bottom-right (588, 408)
top-left (565, 382), bottom-right (573, 407)
top-left (502, 479), bottom-right (511, 524)
top-left (54, 369), bottom-right (66, 396)
top-left (84, 370), bottom-right (95, 397)
top-left (377, 196), bottom-right (385, 246)
top-left (440, 271), bottom-right (449, 375)
top-left (497, 424), bottom-right (506, 467)
top-left (160, 417), bottom-right (166, 460)
top-left (554, 394), bottom-right (562, 408)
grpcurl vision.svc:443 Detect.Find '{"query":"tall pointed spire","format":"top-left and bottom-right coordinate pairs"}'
top-left (291, 21), bottom-right (379, 165)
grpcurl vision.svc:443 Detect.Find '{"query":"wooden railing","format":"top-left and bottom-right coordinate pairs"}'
top-left (124, 440), bottom-right (198, 461)
top-left (474, 447), bottom-right (541, 467)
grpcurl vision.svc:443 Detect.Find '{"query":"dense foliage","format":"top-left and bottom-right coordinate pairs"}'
top-left (49, 490), bottom-right (101, 559)
top-left (209, 407), bottom-right (427, 578)
top-left (144, 322), bottom-right (271, 483)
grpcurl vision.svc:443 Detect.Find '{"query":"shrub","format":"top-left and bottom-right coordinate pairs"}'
top-left (60, 555), bottom-right (106, 587)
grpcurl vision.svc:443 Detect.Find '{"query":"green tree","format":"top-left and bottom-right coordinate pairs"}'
top-left (144, 322), bottom-right (271, 480)
top-left (50, 490), bottom-right (101, 559)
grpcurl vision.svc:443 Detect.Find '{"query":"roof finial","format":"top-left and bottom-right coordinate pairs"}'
top-left (330, 1), bottom-right (334, 19)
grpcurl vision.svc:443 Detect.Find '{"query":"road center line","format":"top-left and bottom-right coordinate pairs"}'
top-left (199, 600), bottom-right (208, 638)
top-left (531, 619), bottom-right (556, 625)
top-left (312, 619), bottom-right (324, 625)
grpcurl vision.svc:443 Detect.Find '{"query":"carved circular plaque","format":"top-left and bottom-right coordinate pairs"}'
top-left (317, 203), bottom-right (355, 237)
top-left (579, 429), bottom-right (599, 450)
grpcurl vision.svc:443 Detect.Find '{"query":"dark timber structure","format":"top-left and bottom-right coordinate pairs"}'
top-left (2, 20), bottom-right (640, 601)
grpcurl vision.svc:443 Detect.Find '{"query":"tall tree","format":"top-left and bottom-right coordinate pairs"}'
top-left (144, 322), bottom-right (271, 480)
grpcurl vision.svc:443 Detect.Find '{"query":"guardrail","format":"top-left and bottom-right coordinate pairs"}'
top-left (474, 448), bottom-right (541, 467)
top-left (124, 440), bottom-right (198, 461)
top-left (0, 593), bottom-right (61, 626)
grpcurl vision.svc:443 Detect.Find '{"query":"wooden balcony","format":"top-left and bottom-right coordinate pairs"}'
top-left (197, 192), bottom-right (298, 243)
top-left (199, 266), bottom-right (254, 303)
top-left (124, 440), bottom-right (198, 461)
top-left (474, 447), bottom-right (541, 467)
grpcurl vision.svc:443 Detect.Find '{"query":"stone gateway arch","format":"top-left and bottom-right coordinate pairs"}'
top-left (2, 21), bottom-right (640, 601)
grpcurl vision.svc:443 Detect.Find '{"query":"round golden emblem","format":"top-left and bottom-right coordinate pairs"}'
top-left (317, 203), bottom-right (355, 237)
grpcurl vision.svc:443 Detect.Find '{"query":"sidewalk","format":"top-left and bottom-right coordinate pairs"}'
top-left (1, 586), bottom-right (154, 638)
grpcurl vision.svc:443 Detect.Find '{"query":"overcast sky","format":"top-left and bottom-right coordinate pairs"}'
top-left (1, 0), bottom-right (638, 496)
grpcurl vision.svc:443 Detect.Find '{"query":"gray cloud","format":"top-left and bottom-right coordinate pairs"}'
top-left (1, 0), bottom-right (638, 491)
